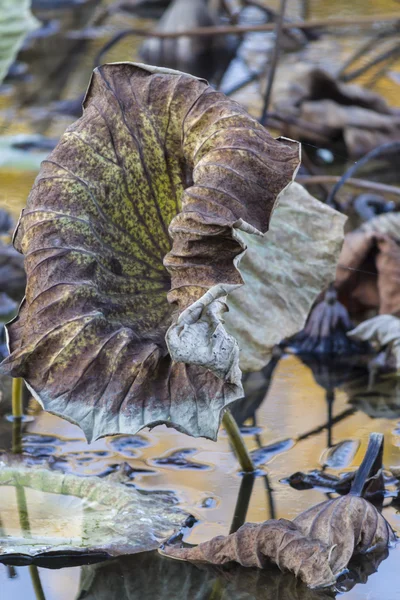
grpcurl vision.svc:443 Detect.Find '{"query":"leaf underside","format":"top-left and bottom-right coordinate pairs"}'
top-left (0, 62), bottom-right (300, 441)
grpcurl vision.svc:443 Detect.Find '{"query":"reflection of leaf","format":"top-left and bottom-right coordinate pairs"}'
top-left (343, 371), bottom-right (400, 418)
top-left (349, 315), bottom-right (400, 370)
top-left (77, 551), bottom-right (335, 600)
top-left (163, 434), bottom-right (395, 588)
top-left (0, 464), bottom-right (187, 564)
top-left (0, 0), bottom-right (39, 84)
top-left (0, 62), bottom-right (306, 442)
top-left (225, 182), bottom-right (346, 371)
top-left (320, 439), bottom-right (360, 469)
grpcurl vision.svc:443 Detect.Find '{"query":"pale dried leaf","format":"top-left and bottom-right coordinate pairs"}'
top-left (348, 315), bottom-right (400, 369)
top-left (224, 182), bottom-right (346, 371)
top-left (0, 0), bottom-right (39, 84)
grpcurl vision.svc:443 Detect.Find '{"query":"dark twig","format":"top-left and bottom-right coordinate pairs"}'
top-left (326, 142), bottom-right (400, 208)
top-left (340, 43), bottom-right (400, 83)
top-left (297, 175), bottom-right (400, 197)
top-left (222, 70), bottom-right (260, 95)
top-left (75, 14), bottom-right (400, 42)
top-left (260, 0), bottom-right (288, 125)
top-left (296, 407), bottom-right (356, 442)
top-left (338, 27), bottom-right (398, 78)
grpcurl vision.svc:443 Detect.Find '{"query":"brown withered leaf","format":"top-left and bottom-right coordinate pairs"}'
top-left (336, 212), bottom-right (400, 317)
top-left (162, 519), bottom-right (336, 588)
top-left (271, 63), bottom-right (400, 158)
top-left (162, 434), bottom-right (395, 588)
top-left (0, 62), bottom-right (300, 442)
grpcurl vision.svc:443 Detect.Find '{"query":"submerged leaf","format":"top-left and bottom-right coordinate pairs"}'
top-left (0, 62), bottom-right (301, 441)
top-left (0, 464), bottom-right (187, 563)
top-left (0, 0), bottom-right (39, 84)
top-left (162, 434), bottom-right (395, 588)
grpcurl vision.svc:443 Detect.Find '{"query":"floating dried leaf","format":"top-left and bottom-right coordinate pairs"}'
top-left (0, 463), bottom-right (187, 565)
top-left (162, 518), bottom-right (336, 588)
top-left (163, 434), bottom-right (395, 588)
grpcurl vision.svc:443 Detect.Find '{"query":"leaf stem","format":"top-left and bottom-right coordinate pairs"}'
top-left (29, 566), bottom-right (46, 600)
top-left (222, 409), bottom-right (255, 473)
top-left (12, 378), bottom-right (23, 419)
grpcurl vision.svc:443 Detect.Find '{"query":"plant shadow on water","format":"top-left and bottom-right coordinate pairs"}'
top-left (2, 356), bottom-right (400, 598)
top-left (1, 0), bottom-right (400, 598)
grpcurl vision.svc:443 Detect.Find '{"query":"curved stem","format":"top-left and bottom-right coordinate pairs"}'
top-left (222, 409), bottom-right (255, 473)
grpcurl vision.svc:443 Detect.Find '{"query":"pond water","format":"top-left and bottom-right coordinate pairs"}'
top-left (1, 0), bottom-right (400, 598)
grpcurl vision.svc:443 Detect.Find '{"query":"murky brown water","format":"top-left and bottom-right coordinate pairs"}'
top-left (1, 0), bottom-right (400, 598)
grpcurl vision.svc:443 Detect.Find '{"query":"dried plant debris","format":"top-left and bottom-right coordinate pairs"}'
top-left (139, 0), bottom-right (237, 81)
top-left (163, 434), bottom-right (395, 588)
top-left (272, 63), bottom-right (400, 158)
top-left (336, 212), bottom-right (400, 318)
top-left (224, 182), bottom-right (346, 372)
top-left (0, 62), bottom-right (344, 442)
top-left (349, 315), bottom-right (400, 371)
top-left (287, 287), bottom-right (369, 356)
top-left (0, 0), bottom-right (39, 84)
top-left (283, 469), bottom-right (386, 506)
top-left (0, 464), bottom-right (187, 565)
